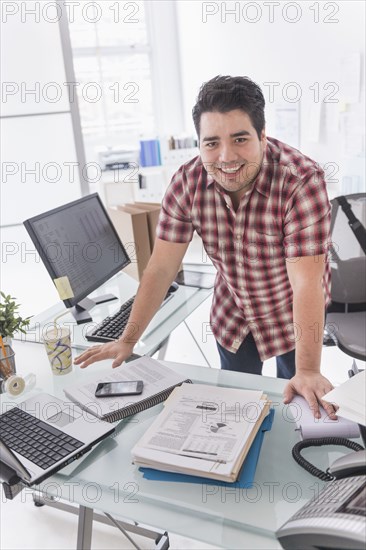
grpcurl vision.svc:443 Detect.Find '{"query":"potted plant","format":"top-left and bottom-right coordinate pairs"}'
top-left (0, 291), bottom-right (32, 343)
top-left (0, 293), bottom-right (32, 392)
top-left (0, 292), bottom-right (32, 375)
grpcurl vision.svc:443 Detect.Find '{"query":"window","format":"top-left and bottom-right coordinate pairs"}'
top-left (68, 1), bottom-right (155, 162)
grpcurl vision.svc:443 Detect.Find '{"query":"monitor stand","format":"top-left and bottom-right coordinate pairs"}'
top-left (70, 294), bottom-right (118, 324)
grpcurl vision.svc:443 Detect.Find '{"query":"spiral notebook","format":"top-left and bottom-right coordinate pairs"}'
top-left (64, 357), bottom-right (191, 423)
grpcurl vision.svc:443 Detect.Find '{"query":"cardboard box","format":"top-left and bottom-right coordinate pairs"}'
top-left (108, 205), bottom-right (151, 281)
top-left (133, 202), bottom-right (161, 250)
top-left (134, 201), bottom-right (183, 273)
top-left (108, 201), bottom-right (182, 281)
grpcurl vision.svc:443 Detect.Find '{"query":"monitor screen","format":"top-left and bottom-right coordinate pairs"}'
top-left (24, 193), bottom-right (130, 321)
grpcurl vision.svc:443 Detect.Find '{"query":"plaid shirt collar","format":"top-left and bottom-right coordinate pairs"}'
top-left (199, 140), bottom-right (274, 198)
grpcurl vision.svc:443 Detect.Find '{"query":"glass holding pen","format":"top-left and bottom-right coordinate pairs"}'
top-left (42, 311), bottom-right (73, 376)
top-left (0, 336), bottom-right (36, 397)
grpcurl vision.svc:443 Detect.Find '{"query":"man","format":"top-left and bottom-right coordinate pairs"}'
top-left (75, 76), bottom-right (336, 419)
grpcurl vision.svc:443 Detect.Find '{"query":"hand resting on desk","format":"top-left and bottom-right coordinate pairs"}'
top-left (75, 239), bottom-right (189, 370)
top-left (74, 340), bottom-right (134, 369)
top-left (283, 372), bottom-right (337, 421)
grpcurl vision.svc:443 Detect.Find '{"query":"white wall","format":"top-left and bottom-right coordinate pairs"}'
top-left (145, 0), bottom-right (185, 136)
top-left (0, 4), bottom-right (83, 225)
top-left (0, 12), bottom-right (69, 117)
top-left (175, 0), bottom-right (365, 195)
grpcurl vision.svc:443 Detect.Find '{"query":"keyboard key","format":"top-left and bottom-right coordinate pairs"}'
top-left (63, 443), bottom-right (77, 452)
top-left (57, 448), bottom-right (70, 457)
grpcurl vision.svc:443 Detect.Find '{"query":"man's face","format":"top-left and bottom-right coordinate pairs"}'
top-left (199, 109), bottom-right (266, 194)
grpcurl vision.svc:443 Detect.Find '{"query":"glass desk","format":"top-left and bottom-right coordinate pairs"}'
top-left (20, 270), bottom-right (213, 357)
top-left (1, 342), bottom-right (356, 550)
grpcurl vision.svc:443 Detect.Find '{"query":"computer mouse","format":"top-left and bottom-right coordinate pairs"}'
top-left (168, 281), bottom-right (179, 293)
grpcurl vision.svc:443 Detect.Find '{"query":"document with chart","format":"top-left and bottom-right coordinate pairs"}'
top-left (132, 383), bottom-right (271, 482)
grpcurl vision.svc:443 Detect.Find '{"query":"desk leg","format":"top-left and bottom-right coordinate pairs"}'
top-left (157, 336), bottom-right (170, 360)
top-left (76, 505), bottom-right (93, 550)
top-left (154, 324), bottom-right (211, 366)
top-left (32, 492), bottom-right (170, 549)
top-left (183, 321), bottom-right (211, 367)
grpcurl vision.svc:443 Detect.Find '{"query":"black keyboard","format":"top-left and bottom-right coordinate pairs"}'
top-left (86, 296), bottom-right (135, 343)
top-left (85, 288), bottom-right (177, 344)
top-left (0, 407), bottom-right (84, 470)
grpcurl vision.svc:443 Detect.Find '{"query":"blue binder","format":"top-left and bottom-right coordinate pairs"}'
top-left (140, 408), bottom-right (275, 488)
top-left (139, 140), bottom-right (161, 167)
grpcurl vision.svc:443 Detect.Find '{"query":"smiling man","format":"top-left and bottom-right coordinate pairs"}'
top-left (75, 75), bottom-right (335, 419)
top-left (200, 111), bottom-right (265, 204)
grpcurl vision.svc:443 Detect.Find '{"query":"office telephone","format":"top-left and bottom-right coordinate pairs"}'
top-left (276, 451), bottom-right (366, 549)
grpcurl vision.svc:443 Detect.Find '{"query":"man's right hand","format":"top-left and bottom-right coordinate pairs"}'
top-left (74, 240), bottom-right (189, 370)
top-left (74, 341), bottom-right (134, 369)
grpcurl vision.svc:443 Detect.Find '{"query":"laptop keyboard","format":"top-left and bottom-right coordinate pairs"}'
top-left (0, 407), bottom-right (84, 470)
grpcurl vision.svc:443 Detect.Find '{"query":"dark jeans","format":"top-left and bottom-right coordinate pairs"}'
top-left (217, 332), bottom-right (296, 379)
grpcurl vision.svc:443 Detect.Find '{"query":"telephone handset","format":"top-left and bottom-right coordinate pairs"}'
top-left (329, 449), bottom-right (366, 479)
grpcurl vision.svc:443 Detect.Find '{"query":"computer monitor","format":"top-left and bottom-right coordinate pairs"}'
top-left (24, 193), bottom-right (131, 324)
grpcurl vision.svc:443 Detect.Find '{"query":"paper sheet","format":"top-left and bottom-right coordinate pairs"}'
top-left (323, 370), bottom-right (366, 427)
top-left (54, 276), bottom-right (74, 300)
top-left (291, 395), bottom-right (360, 439)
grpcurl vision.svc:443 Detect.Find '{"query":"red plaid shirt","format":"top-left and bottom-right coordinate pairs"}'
top-left (156, 137), bottom-right (331, 360)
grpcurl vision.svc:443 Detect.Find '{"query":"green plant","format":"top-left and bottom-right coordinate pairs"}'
top-left (0, 292), bottom-right (32, 338)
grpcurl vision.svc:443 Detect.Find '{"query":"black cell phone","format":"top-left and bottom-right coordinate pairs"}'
top-left (95, 380), bottom-right (144, 398)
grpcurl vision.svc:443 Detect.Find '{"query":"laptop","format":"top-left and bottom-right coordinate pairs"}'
top-left (0, 393), bottom-right (114, 486)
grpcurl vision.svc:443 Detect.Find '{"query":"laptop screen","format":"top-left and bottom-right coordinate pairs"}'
top-left (0, 437), bottom-right (31, 483)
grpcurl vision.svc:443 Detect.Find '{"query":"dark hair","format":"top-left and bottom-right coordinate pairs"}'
top-left (192, 75), bottom-right (265, 140)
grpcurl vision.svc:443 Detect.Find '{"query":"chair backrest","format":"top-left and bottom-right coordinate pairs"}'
top-left (330, 193), bottom-right (366, 304)
top-left (331, 256), bottom-right (366, 303)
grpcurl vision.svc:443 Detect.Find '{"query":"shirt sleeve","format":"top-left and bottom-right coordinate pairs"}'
top-left (156, 165), bottom-right (194, 244)
top-left (283, 169), bottom-right (331, 259)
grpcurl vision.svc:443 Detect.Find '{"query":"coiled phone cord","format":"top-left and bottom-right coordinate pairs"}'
top-left (292, 437), bottom-right (364, 481)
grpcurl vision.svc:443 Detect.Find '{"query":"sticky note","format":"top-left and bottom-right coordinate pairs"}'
top-left (54, 276), bottom-right (74, 300)
top-left (339, 102), bottom-right (348, 113)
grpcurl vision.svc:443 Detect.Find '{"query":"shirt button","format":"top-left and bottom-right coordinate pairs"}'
top-left (236, 234), bottom-right (241, 239)
top-left (238, 262), bottom-right (243, 267)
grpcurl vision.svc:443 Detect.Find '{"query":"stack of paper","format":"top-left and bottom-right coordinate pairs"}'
top-left (132, 383), bottom-right (271, 483)
top-left (324, 370), bottom-right (366, 426)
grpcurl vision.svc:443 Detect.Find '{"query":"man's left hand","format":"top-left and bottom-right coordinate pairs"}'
top-left (283, 372), bottom-right (337, 420)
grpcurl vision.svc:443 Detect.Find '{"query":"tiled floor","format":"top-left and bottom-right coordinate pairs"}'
top-left (1, 226), bottom-right (362, 550)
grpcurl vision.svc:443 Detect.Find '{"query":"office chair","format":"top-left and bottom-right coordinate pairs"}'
top-left (325, 193), bottom-right (366, 361)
